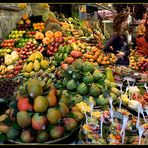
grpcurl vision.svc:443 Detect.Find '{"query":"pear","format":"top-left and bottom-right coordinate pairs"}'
top-left (35, 51), bottom-right (43, 60)
top-left (34, 60), bottom-right (40, 71)
top-left (28, 53), bottom-right (35, 62)
top-left (25, 62), bottom-right (34, 72)
top-left (40, 59), bottom-right (49, 69)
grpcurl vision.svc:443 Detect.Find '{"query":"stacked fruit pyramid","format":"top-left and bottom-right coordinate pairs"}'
top-left (0, 78), bottom-right (84, 143)
top-left (55, 59), bottom-right (121, 107)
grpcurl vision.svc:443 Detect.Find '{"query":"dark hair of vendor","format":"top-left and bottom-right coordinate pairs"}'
top-left (113, 13), bottom-right (128, 35)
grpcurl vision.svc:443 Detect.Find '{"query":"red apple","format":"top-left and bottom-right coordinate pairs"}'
top-left (54, 48), bottom-right (58, 52)
top-left (54, 43), bottom-right (59, 47)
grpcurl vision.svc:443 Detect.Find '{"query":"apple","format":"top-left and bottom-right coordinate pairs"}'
top-left (51, 42), bottom-right (55, 46)
top-left (54, 47), bottom-right (58, 52)
top-left (54, 43), bottom-right (59, 47)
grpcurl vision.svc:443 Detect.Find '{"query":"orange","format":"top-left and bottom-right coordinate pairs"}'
top-left (93, 55), bottom-right (98, 60)
top-left (97, 58), bottom-right (101, 63)
top-left (54, 31), bottom-right (62, 38)
top-left (106, 61), bottom-right (110, 65)
top-left (91, 47), bottom-right (98, 53)
top-left (103, 56), bottom-right (108, 61)
top-left (45, 31), bottom-right (54, 38)
top-left (89, 59), bottom-right (94, 62)
top-left (95, 51), bottom-right (100, 56)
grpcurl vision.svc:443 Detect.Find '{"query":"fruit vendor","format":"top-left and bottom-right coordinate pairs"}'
top-left (102, 13), bottom-right (130, 66)
top-left (136, 17), bottom-right (148, 56)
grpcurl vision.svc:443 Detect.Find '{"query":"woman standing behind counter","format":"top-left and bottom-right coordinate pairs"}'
top-left (103, 13), bottom-right (131, 66)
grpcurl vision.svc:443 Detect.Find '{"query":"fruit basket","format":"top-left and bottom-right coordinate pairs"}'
top-left (6, 125), bottom-right (80, 144)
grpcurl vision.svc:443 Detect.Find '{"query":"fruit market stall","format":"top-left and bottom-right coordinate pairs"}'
top-left (0, 6), bottom-right (148, 145)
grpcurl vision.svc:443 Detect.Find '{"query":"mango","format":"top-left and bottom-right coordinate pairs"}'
top-left (47, 108), bottom-right (62, 125)
top-left (58, 102), bottom-right (69, 117)
top-left (36, 131), bottom-right (49, 143)
top-left (63, 117), bottom-right (78, 131)
top-left (17, 111), bottom-right (32, 128)
top-left (6, 127), bottom-right (20, 140)
top-left (50, 126), bottom-right (65, 140)
top-left (34, 96), bottom-right (48, 113)
top-left (46, 91), bottom-right (57, 107)
top-left (21, 130), bottom-right (35, 143)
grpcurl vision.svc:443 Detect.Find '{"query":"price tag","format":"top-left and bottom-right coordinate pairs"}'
top-left (123, 77), bottom-right (136, 83)
top-left (134, 73), bottom-right (139, 76)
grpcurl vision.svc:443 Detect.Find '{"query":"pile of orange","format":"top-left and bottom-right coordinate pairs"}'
top-left (33, 22), bottom-right (45, 32)
top-left (83, 46), bottom-right (116, 65)
top-left (129, 50), bottom-right (148, 71)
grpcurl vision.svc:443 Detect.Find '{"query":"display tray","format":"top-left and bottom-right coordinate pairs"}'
top-left (7, 126), bottom-right (80, 144)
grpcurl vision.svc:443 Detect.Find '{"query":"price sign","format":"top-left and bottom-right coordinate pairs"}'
top-left (123, 77), bottom-right (136, 83)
